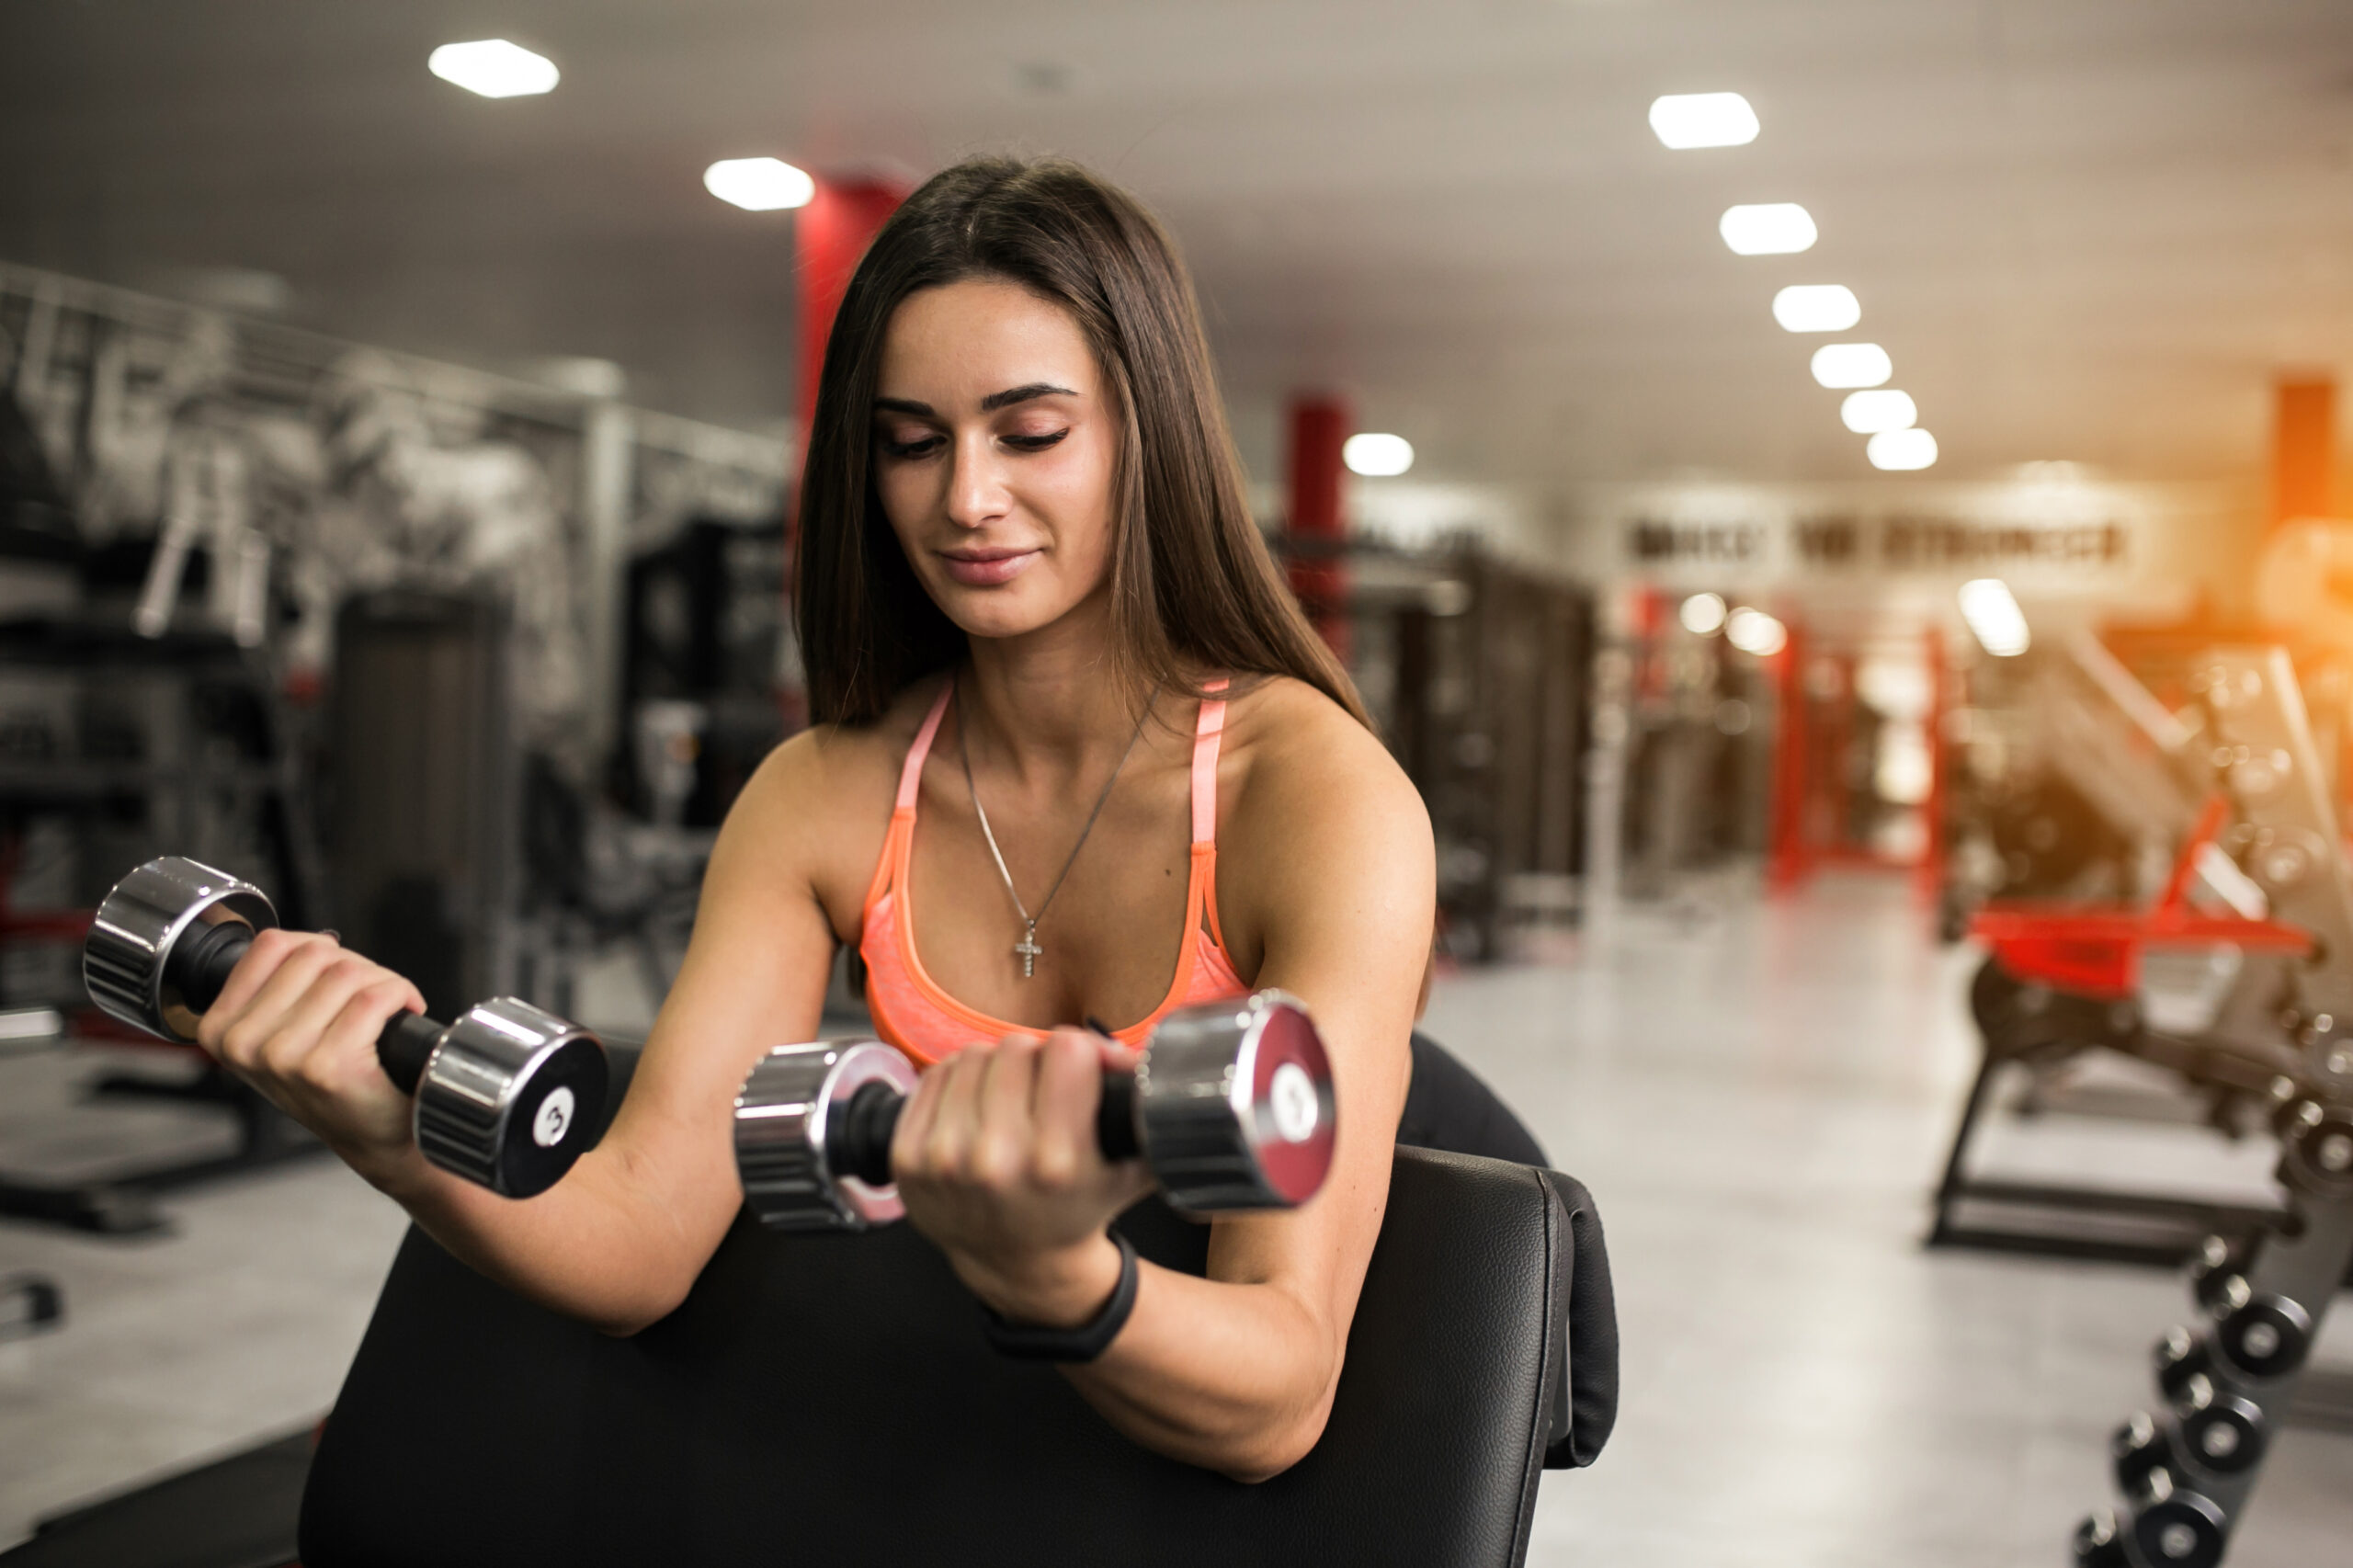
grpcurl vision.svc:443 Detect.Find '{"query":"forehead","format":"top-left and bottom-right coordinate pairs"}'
top-left (876, 278), bottom-right (1094, 399)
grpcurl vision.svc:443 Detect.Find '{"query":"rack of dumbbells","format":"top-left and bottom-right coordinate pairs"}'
top-left (1954, 647), bottom-right (2353, 1568)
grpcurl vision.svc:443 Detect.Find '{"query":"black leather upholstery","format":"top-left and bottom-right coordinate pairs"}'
top-left (300, 1045), bottom-right (1615, 1568)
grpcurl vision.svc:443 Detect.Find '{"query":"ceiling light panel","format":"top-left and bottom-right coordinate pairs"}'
top-left (1719, 204), bottom-right (1816, 256)
top-left (428, 40), bottom-right (559, 98)
top-left (1868, 428), bottom-right (1938, 471)
top-left (1841, 390), bottom-right (1917, 434)
top-left (1648, 94), bottom-right (1760, 150)
top-left (1811, 343), bottom-right (1892, 389)
top-left (1343, 433), bottom-right (1415, 477)
top-left (1772, 286), bottom-right (1860, 333)
top-left (705, 158), bottom-right (815, 211)
top-left (1959, 578), bottom-right (2030, 656)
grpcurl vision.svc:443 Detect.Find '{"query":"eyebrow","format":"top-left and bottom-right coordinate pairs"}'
top-left (871, 382), bottom-right (1078, 418)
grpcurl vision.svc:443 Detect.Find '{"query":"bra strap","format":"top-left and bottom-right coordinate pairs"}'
top-left (897, 684), bottom-right (955, 811)
top-left (1190, 679), bottom-right (1230, 846)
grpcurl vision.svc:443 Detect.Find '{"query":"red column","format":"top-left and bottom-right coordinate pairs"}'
top-left (1918, 626), bottom-right (1947, 902)
top-left (2272, 377), bottom-right (2336, 528)
top-left (796, 177), bottom-right (908, 443)
top-left (1286, 395), bottom-right (1351, 658)
top-left (1767, 622), bottom-right (1810, 893)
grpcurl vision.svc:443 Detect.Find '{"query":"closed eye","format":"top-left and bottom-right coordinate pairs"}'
top-left (1004, 430), bottom-right (1070, 452)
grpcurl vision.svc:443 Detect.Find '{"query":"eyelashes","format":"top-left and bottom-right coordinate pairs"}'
top-left (875, 429), bottom-right (1070, 460)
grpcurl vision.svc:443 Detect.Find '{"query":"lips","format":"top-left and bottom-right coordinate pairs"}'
top-left (939, 546), bottom-right (1041, 587)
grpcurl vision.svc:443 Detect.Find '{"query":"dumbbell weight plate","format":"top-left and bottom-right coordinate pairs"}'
top-left (2172, 1384), bottom-right (2267, 1478)
top-left (2131, 1489), bottom-right (2227, 1568)
top-left (2214, 1292), bottom-right (2313, 1381)
top-left (84, 857), bottom-right (278, 1042)
top-left (2282, 1105), bottom-right (2353, 1195)
top-left (1136, 990), bottom-right (1336, 1213)
top-left (736, 1042), bottom-right (920, 1231)
top-left (415, 998), bottom-right (608, 1199)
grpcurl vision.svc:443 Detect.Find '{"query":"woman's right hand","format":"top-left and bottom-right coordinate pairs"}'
top-left (193, 927), bottom-right (430, 1185)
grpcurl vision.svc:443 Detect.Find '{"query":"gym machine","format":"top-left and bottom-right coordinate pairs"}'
top-left (1934, 647), bottom-right (2351, 1565)
top-left (83, 856), bottom-right (607, 1197)
top-left (733, 991), bottom-right (1337, 1231)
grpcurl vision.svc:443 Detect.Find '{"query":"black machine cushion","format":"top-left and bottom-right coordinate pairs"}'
top-left (301, 1047), bottom-right (1615, 1568)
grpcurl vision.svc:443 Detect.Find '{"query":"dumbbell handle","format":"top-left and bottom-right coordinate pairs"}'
top-left (170, 920), bottom-right (447, 1096)
top-left (829, 1073), bottom-right (1143, 1187)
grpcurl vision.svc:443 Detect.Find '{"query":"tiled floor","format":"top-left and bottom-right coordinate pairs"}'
top-left (1, 869), bottom-right (2347, 1562)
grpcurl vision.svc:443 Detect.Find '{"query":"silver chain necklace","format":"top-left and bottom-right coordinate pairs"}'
top-left (959, 682), bottom-right (1154, 979)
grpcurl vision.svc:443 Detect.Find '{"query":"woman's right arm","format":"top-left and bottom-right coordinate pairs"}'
top-left (196, 731), bottom-right (858, 1334)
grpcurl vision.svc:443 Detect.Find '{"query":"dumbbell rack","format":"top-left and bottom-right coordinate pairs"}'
top-left (2057, 648), bottom-right (2353, 1567)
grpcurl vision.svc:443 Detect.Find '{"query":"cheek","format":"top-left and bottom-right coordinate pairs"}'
top-left (1029, 439), bottom-right (1119, 571)
top-left (872, 462), bottom-right (935, 548)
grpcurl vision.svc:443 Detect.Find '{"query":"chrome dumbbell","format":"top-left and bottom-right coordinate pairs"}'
top-left (734, 990), bottom-right (1337, 1232)
top-left (84, 857), bottom-right (606, 1198)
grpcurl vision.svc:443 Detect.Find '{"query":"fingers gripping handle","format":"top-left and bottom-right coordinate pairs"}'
top-left (90, 857), bottom-right (607, 1199)
top-left (164, 920), bottom-right (446, 1095)
top-left (826, 1071), bottom-right (1142, 1187)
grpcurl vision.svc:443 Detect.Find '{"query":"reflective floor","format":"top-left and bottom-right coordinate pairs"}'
top-left (1442, 871), bottom-right (2353, 1568)
top-left (2, 869), bottom-right (2347, 1561)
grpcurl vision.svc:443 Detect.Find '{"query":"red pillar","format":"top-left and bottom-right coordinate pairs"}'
top-left (1767, 622), bottom-right (1810, 893)
top-left (1286, 395), bottom-right (1351, 659)
top-left (796, 177), bottom-right (908, 445)
top-left (1918, 627), bottom-right (1947, 902)
top-left (2272, 377), bottom-right (2336, 528)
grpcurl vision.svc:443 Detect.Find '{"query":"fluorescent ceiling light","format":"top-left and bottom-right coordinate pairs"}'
top-left (1841, 390), bottom-right (1917, 434)
top-left (1343, 433), bottom-right (1414, 477)
top-left (1648, 94), bottom-right (1760, 150)
top-left (1719, 203), bottom-right (1816, 256)
top-left (428, 40), bottom-right (559, 98)
top-left (1868, 427), bottom-right (1938, 471)
top-left (1679, 591), bottom-right (1727, 636)
top-left (705, 158), bottom-right (815, 211)
top-left (1772, 285), bottom-right (1860, 333)
top-left (1958, 577), bottom-right (2029, 656)
top-left (1811, 343), bottom-right (1892, 389)
top-left (1723, 607), bottom-right (1788, 657)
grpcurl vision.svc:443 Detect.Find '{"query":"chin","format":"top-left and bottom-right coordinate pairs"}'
top-left (937, 581), bottom-right (1074, 641)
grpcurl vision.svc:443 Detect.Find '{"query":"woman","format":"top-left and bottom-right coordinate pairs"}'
top-left (197, 156), bottom-right (1435, 1483)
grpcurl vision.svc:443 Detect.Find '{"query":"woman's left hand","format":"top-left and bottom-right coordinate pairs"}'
top-left (892, 1027), bottom-right (1157, 1327)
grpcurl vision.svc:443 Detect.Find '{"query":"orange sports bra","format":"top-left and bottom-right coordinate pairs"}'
top-left (858, 681), bottom-right (1249, 1064)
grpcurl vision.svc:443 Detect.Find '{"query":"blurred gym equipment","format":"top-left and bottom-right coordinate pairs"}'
top-left (734, 992), bottom-right (1337, 1231)
top-left (1927, 643), bottom-right (2353, 1562)
top-left (85, 857), bottom-right (607, 1198)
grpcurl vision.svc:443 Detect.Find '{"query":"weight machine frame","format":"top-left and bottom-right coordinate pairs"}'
top-left (1926, 645), bottom-right (2353, 1565)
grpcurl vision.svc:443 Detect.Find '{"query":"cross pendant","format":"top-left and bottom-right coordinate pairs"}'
top-left (1014, 926), bottom-right (1042, 979)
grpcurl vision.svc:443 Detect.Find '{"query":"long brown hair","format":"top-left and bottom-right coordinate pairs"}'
top-left (794, 155), bottom-right (1367, 729)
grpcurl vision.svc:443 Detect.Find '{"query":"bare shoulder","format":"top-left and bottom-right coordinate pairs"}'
top-left (708, 676), bottom-right (949, 925)
top-left (1212, 675), bottom-right (1432, 1012)
top-left (1223, 676), bottom-right (1427, 843)
top-left (1219, 676), bottom-right (1433, 915)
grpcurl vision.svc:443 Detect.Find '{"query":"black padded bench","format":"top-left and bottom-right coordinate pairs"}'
top-left (299, 1041), bottom-right (1616, 1568)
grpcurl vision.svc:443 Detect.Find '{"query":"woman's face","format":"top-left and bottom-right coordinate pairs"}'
top-left (870, 278), bottom-right (1120, 642)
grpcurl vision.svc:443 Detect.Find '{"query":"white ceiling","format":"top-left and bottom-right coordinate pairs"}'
top-left (5, 0), bottom-right (2352, 496)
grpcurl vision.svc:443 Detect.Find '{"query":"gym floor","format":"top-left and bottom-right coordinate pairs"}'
top-left (4, 871), bottom-right (2348, 1564)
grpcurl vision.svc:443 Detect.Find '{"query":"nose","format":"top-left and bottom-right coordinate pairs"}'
top-left (943, 429), bottom-right (1010, 531)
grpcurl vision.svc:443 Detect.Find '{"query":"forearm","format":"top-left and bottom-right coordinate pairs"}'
top-left (1072, 1264), bottom-right (1337, 1479)
top-left (370, 1125), bottom-right (733, 1335)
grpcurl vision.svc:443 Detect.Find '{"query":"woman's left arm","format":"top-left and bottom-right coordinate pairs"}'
top-left (893, 704), bottom-right (1435, 1481)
